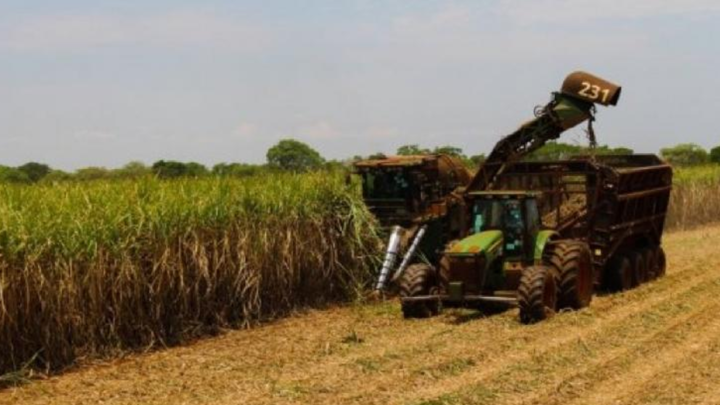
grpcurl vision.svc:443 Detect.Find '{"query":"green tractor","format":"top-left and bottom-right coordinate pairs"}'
top-left (399, 190), bottom-right (593, 323)
top-left (397, 71), bottom-right (633, 323)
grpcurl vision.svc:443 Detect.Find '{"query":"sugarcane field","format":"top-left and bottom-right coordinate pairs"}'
top-left (1, 2), bottom-right (720, 404)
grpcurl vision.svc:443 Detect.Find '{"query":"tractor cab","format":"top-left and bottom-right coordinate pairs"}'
top-left (440, 191), bottom-right (553, 297)
top-left (469, 191), bottom-right (542, 261)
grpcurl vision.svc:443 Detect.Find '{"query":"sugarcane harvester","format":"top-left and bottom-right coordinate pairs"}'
top-left (354, 155), bottom-right (472, 293)
top-left (399, 71), bottom-right (671, 323)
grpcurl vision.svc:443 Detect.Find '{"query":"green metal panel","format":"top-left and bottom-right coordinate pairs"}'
top-left (447, 230), bottom-right (503, 258)
top-left (533, 230), bottom-right (558, 263)
top-left (552, 94), bottom-right (593, 130)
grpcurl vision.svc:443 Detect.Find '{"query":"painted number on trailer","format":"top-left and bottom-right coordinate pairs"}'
top-left (578, 81), bottom-right (610, 103)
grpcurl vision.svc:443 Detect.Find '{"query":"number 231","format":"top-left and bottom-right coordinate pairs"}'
top-left (578, 81), bottom-right (610, 103)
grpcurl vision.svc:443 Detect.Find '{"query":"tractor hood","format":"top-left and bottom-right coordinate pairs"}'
top-left (448, 230), bottom-right (503, 258)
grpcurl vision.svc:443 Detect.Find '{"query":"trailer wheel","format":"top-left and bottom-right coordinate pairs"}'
top-left (544, 241), bottom-right (593, 310)
top-left (655, 247), bottom-right (667, 278)
top-left (518, 266), bottom-right (557, 324)
top-left (607, 255), bottom-right (633, 291)
top-left (629, 251), bottom-right (647, 286)
top-left (644, 248), bottom-right (658, 280)
top-left (399, 264), bottom-right (440, 319)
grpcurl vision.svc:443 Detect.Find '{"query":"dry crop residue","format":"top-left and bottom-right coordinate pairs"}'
top-left (3, 225), bottom-right (720, 405)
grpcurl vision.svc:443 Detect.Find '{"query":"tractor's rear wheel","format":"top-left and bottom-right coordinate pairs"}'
top-left (399, 263), bottom-right (440, 319)
top-left (607, 255), bottom-right (633, 291)
top-left (655, 246), bottom-right (667, 278)
top-left (518, 266), bottom-right (557, 324)
top-left (544, 241), bottom-right (593, 310)
top-left (644, 248), bottom-right (658, 280)
top-left (629, 251), bottom-right (647, 286)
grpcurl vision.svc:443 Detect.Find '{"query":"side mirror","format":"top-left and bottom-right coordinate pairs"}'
top-left (561, 71), bottom-right (621, 106)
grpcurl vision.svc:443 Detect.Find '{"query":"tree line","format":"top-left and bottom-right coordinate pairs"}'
top-left (1, 139), bottom-right (718, 184)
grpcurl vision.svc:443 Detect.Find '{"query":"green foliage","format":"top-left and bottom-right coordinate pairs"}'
top-left (212, 163), bottom-right (265, 177)
top-left (469, 154), bottom-right (486, 167)
top-left (17, 162), bottom-right (51, 183)
top-left (660, 143), bottom-right (709, 166)
top-left (396, 144), bottom-right (430, 155)
top-left (74, 167), bottom-right (112, 181)
top-left (0, 166), bottom-right (31, 184)
top-left (115, 161), bottom-right (151, 179)
top-left (0, 173), bottom-right (380, 375)
top-left (266, 139), bottom-right (324, 172)
top-left (673, 165), bottom-right (720, 185)
top-left (152, 160), bottom-right (209, 178)
top-left (41, 170), bottom-right (72, 183)
top-left (710, 146), bottom-right (720, 164)
top-left (529, 142), bottom-right (633, 161)
top-left (184, 162), bottom-right (209, 177)
top-left (433, 145), bottom-right (464, 157)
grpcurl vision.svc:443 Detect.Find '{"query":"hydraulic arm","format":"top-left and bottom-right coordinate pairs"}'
top-left (467, 71), bottom-right (621, 192)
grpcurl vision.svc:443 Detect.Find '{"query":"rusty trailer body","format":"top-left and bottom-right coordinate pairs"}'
top-left (400, 154), bottom-right (673, 321)
top-left (489, 154), bottom-right (672, 285)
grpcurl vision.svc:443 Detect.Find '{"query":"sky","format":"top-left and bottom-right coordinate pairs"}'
top-left (0, 0), bottom-right (718, 170)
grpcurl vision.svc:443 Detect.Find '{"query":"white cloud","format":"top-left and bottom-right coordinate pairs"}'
top-left (73, 130), bottom-right (116, 140)
top-left (230, 122), bottom-right (258, 139)
top-left (365, 127), bottom-right (400, 140)
top-left (361, 4), bottom-right (648, 65)
top-left (496, 0), bottom-right (720, 24)
top-left (296, 120), bottom-right (339, 140)
top-left (0, 10), bottom-right (270, 52)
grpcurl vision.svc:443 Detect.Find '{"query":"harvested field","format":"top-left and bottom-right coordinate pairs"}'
top-left (3, 224), bottom-right (720, 405)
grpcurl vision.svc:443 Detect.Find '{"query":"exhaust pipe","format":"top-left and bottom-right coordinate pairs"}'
top-left (375, 226), bottom-right (403, 291)
top-left (392, 225), bottom-right (427, 283)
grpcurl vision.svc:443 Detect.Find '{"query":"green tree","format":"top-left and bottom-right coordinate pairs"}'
top-left (660, 143), bottom-right (709, 166)
top-left (396, 144), bottom-right (430, 155)
top-left (152, 160), bottom-right (189, 178)
top-left (469, 154), bottom-right (486, 166)
top-left (184, 162), bottom-right (209, 177)
top-left (711, 146), bottom-right (720, 164)
top-left (17, 162), bottom-right (51, 183)
top-left (0, 166), bottom-right (31, 183)
top-left (433, 145), bottom-right (466, 158)
top-left (266, 139), bottom-right (324, 172)
top-left (115, 161), bottom-right (151, 179)
top-left (213, 163), bottom-right (264, 177)
top-left (75, 167), bottom-right (111, 181)
top-left (530, 142), bottom-right (633, 161)
top-left (42, 170), bottom-right (72, 183)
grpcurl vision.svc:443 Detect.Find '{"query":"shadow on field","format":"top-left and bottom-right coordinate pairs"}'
top-left (443, 304), bottom-right (512, 325)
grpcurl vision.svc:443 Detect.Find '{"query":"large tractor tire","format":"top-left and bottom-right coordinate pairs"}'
top-left (655, 246), bottom-right (667, 278)
top-left (629, 251), bottom-right (647, 286)
top-left (644, 248), bottom-right (658, 280)
top-left (399, 263), bottom-right (440, 319)
top-left (607, 255), bottom-right (633, 292)
top-left (544, 241), bottom-right (594, 310)
top-left (518, 266), bottom-right (557, 324)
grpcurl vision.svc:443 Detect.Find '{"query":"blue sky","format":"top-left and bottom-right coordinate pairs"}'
top-left (0, 0), bottom-right (718, 169)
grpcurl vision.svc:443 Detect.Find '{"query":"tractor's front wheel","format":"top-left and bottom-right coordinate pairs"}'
top-left (399, 263), bottom-right (440, 319)
top-left (544, 241), bottom-right (594, 310)
top-left (518, 266), bottom-right (557, 324)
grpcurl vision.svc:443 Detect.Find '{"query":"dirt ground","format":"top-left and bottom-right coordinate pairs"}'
top-left (3, 225), bottom-right (720, 405)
